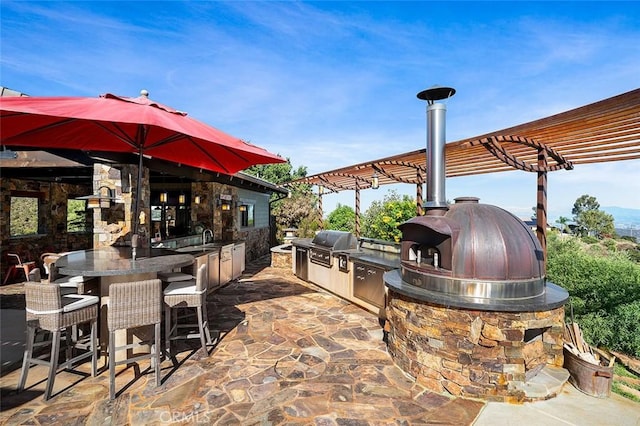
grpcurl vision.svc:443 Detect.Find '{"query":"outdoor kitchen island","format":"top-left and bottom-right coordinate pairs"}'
top-left (292, 231), bottom-right (400, 318)
top-left (56, 246), bottom-right (195, 360)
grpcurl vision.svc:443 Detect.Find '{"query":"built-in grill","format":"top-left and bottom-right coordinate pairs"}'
top-left (308, 230), bottom-right (358, 268)
top-left (384, 86), bottom-right (570, 403)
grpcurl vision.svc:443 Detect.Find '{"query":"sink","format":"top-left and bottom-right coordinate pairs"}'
top-left (175, 244), bottom-right (222, 254)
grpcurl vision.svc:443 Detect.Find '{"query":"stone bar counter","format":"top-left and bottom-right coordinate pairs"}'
top-left (56, 247), bottom-right (194, 277)
top-left (57, 247), bottom-right (195, 360)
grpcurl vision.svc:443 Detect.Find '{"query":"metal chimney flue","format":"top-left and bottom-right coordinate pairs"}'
top-left (417, 86), bottom-right (456, 214)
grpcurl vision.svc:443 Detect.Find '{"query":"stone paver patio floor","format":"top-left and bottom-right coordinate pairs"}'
top-left (0, 255), bottom-right (485, 425)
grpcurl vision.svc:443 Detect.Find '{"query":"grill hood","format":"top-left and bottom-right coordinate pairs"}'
top-left (311, 230), bottom-right (358, 251)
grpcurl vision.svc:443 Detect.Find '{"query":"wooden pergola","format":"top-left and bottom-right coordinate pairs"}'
top-left (293, 88), bottom-right (640, 258)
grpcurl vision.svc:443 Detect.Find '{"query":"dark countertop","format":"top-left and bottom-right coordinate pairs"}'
top-left (341, 248), bottom-right (400, 270)
top-left (56, 247), bottom-right (194, 277)
top-left (291, 238), bottom-right (313, 248)
top-left (384, 269), bottom-right (569, 312)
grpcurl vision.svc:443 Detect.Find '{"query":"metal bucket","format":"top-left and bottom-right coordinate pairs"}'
top-left (563, 348), bottom-right (613, 398)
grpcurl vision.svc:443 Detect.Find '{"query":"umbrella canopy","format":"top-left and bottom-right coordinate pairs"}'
top-left (1, 91), bottom-right (285, 235)
top-left (0, 91), bottom-right (284, 173)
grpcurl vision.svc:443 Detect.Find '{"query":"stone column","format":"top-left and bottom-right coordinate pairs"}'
top-left (93, 163), bottom-right (149, 248)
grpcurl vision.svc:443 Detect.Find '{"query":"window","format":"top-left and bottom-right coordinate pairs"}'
top-left (67, 199), bottom-right (88, 232)
top-left (10, 195), bottom-right (39, 236)
top-left (240, 204), bottom-right (254, 227)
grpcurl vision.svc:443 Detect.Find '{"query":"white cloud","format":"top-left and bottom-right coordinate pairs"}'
top-left (1, 1), bottom-right (638, 222)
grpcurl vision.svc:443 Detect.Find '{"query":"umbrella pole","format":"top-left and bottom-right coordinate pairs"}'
top-left (134, 147), bottom-right (144, 240)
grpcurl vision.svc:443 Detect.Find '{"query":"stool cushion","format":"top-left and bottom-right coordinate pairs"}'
top-left (158, 272), bottom-right (194, 282)
top-left (163, 279), bottom-right (205, 295)
top-left (55, 275), bottom-right (90, 284)
top-left (61, 294), bottom-right (99, 312)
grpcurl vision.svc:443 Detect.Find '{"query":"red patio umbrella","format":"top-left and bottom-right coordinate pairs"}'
top-left (0, 91), bottom-right (285, 235)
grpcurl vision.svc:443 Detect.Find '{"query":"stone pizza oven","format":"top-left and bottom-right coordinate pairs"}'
top-left (383, 86), bottom-right (570, 403)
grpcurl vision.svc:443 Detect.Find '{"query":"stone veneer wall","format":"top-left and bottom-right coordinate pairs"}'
top-left (1, 177), bottom-right (92, 278)
top-left (92, 164), bottom-right (147, 248)
top-left (386, 289), bottom-right (565, 403)
top-left (238, 227), bottom-right (270, 262)
top-left (190, 181), bottom-right (271, 263)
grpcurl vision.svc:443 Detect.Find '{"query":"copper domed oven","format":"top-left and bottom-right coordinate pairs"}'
top-left (384, 86), bottom-right (569, 403)
top-left (394, 197), bottom-right (569, 309)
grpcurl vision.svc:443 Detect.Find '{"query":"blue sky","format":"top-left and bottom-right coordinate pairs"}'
top-left (1, 1), bottom-right (639, 225)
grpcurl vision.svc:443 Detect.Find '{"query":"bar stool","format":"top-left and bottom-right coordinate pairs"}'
top-left (164, 264), bottom-right (213, 355)
top-left (3, 253), bottom-right (36, 285)
top-left (107, 278), bottom-right (162, 400)
top-left (46, 257), bottom-right (96, 295)
top-left (157, 254), bottom-right (195, 286)
top-left (17, 281), bottom-right (98, 400)
top-left (157, 270), bottom-right (194, 285)
top-left (40, 252), bottom-right (60, 279)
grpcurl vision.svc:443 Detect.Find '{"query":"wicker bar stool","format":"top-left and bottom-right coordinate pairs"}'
top-left (40, 252), bottom-right (60, 279)
top-left (45, 256), bottom-right (97, 295)
top-left (17, 281), bottom-right (98, 400)
top-left (107, 278), bottom-right (162, 400)
top-left (164, 264), bottom-right (213, 356)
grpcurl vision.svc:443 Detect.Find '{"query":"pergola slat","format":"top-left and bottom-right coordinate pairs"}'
top-left (294, 88), bottom-right (640, 191)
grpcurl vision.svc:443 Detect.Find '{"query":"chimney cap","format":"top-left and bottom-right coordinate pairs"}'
top-left (417, 85), bottom-right (456, 104)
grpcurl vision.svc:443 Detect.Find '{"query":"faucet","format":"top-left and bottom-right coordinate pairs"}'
top-left (202, 229), bottom-right (213, 245)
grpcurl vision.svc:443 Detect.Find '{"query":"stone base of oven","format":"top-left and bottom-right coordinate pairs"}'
top-left (386, 289), bottom-right (567, 403)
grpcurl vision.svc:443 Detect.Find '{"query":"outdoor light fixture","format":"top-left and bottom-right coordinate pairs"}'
top-left (239, 205), bottom-right (247, 212)
top-left (77, 185), bottom-right (116, 209)
top-left (194, 195), bottom-right (201, 204)
top-left (371, 172), bottom-right (379, 190)
top-left (160, 191), bottom-right (168, 204)
top-left (178, 193), bottom-right (186, 205)
top-left (217, 194), bottom-right (233, 210)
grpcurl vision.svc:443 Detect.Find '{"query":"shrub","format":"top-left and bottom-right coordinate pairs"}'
top-left (326, 204), bottom-right (355, 233)
top-left (547, 233), bottom-right (640, 357)
top-left (361, 190), bottom-right (415, 242)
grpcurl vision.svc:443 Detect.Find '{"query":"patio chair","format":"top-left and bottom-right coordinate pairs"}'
top-left (17, 281), bottom-right (98, 400)
top-left (3, 253), bottom-right (36, 285)
top-left (107, 278), bottom-right (162, 400)
top-left (164, 263), bottom-right (213, 356)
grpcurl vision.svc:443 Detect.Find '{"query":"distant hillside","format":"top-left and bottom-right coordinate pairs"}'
top-left (603, 206), bottom-right (640, 228)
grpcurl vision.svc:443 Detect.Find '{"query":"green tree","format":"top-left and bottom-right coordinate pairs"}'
top-left (272, 188), bottom-right (320, 239)
top-left (244, 160), bottom-right (319, 241)
top-left (244, 159), bottom-right (307, 186)
top-left (571, 195), bottom-right (615, 238)
top-left (10, 196), bottom-right (38, 236)
top-left (362, 190), bottom-right (415, 242)
top-left (555, 216), bottom-right (570, 234)
top-left (67, 199), bottom-right (88, 232)
top-left (572, 194), bottom-right (600, 216)
top-left (326, 204), bottom-right (355, 233)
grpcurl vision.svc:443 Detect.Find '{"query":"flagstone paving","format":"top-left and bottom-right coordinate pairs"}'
top-left (0, 255), bottom-right (486, 425)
